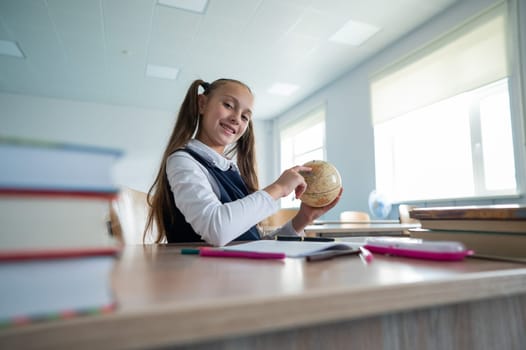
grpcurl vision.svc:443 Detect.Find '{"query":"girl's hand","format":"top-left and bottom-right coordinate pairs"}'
top-left (263, 166), bottom-right (311, 200)
top-left (291, 188), bottom-right (343, 232)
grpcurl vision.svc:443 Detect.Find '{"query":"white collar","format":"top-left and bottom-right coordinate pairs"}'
top-left (186, 139), bottom-right (237, 171)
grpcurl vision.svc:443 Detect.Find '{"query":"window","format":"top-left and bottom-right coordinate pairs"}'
top-left (279, 106), bottom-right (326, 208)
top-left (374, 79), bottom-right (516, 201)
top-left (370, 2), bottom-right (518, 203)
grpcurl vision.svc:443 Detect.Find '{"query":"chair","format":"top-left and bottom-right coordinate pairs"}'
top-left (398, 204), bottom-right (420, 224)
top-left (260, 208), bottom-right (299, 235)
top-left (109, 187), bottom-right (158, 244)
top-left (398, 204), bottom-right (420, 235)
top-left (339, 211), bottom-right (370, 222)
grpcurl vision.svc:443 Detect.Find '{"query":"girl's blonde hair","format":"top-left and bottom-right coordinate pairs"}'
top-left (144, 78), bottom-right (259, 243)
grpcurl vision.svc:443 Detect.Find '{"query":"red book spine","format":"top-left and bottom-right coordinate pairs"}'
top-left (0, 188), bottom-right (118, 200)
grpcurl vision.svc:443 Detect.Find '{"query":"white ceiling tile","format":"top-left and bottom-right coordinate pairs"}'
top-left (206, 0), bottom-right (262, 22)
top-left (147, 44), bottom-right (181, 68)
top-left (275, 32), bottom-right (320, 58)
top-left (0, 0), bottom-right (52, 30)
top-left (239, 26), bottom-right (286, 48)
top-left (49, 8), bottom-right (106, 73)
top-left (11, 27), bottom-right (68, 73)
top-left (153, 5), bottom-right (202, 43)
top-left (0, 56), bottom-right (37, 84)
top-left (48, 7), bottom-right (102, 37)
top-left (102, 0), bottom-right (154, 52)
top-left (46, 0), bottom-right (101, 17)
top-left (309, 0), bottom-right (377, 17)
top-left (194, 15), bottom-right (245, 45)
top-left (249, 0), bottom-right (305, 34)
top-left (291, 9), bottom-right (347, 39)
top-left (0, 16), bottom-right (13, 39)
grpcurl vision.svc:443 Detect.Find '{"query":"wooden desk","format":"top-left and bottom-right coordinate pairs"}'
top-left (1, 245), bottom-right (526, 349)
top-left (305, 222), bottom-right (421, 237)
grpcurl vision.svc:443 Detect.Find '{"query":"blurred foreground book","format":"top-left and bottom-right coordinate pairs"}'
top-left (0, 247), bottom-right (118, 326)
top-left (0, 189), bottom-right (119, 252)
top-left (409, 228), bottom-right (526, 262)
top-left (409, 205), bottom-right (526, 262)
top-left (0, 136), bottom-right (122, 192)
top-left (0, 136), bottom-right (123, 252)
top-left (0, 137), bottom-right (122, 326)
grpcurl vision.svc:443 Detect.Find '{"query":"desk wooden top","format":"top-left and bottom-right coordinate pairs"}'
top-left (1, 244), bottom-right (526, 349)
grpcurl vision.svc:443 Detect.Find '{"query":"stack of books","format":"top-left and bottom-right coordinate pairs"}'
top-left (0, 136), bottom-right (123, 326)
top-left (408, 204), bottom-right (526, 262)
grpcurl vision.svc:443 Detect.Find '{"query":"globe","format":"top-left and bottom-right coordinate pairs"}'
top-left (368, 190), bottom-right (392, 219)
top-left (299, 160), bottom-right (342, 207)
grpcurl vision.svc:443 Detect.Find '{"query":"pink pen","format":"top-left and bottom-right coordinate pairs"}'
top-left (199, 248), bottom-right (286, 260)
top-left (359, 247), bottom-right (374, 263)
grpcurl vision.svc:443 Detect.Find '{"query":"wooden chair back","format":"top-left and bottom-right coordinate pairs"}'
top-left (398, 204), bottom-right (420, 224)
top-left (260, 208), bottom-right (299, 234)
top-left (339, 211), bottom-right (370, 222)
top-left (398, 204), bottom-right (420, 235)
top-left (109, 187), bottom-right (159, 244)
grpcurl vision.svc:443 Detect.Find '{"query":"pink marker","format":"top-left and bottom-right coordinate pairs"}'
top-left (199, 248), bottom-right (285, 260)
top-left (359, 247), bottom-right (374, 263)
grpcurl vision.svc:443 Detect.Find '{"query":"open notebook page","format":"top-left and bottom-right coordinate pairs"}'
top-left (222, 240), bottom-right (363, 258)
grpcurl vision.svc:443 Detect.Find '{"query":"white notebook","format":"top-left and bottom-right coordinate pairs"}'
top-left (223, 240), bottom-right (363, 258)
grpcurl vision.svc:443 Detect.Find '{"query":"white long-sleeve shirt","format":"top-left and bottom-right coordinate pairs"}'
top-left (166, 139), bottom-right (300, 246)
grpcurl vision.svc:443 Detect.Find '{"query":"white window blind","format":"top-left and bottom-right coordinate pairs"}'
top-left (370, 1), bottom-right (518, 202)
top-left (370, 2), bottom-right (508, 125)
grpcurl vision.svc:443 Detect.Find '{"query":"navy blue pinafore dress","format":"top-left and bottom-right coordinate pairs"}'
top-left (164, 148), bottom-right (260, 243)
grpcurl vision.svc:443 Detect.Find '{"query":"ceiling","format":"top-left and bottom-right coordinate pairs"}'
top-left (0, 0), bottom-right (457, 119)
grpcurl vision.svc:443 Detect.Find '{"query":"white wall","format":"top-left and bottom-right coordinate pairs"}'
top-left (253, 119), bottom-right (274, 188)
top-left (1, 92), bottom-right (272, 193)
top-left (1, 93), bottom-right (174, 192)
top-left (270, 0), bottom-right (526, 219)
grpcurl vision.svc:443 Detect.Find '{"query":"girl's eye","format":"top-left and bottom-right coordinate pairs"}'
top-left (241, 115), bottom-right (249, 122)
top-left (223, 102), bottom-right (233, 109)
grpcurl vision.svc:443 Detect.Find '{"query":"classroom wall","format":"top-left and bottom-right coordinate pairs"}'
top-left (0, 92), bottom-right (271, 193)
top-left (1, 92), bottom-right (171, 192)
top-left (268, 0), bottom-right (526, 220)
top-left (254, 119), bottom-right (274, 188)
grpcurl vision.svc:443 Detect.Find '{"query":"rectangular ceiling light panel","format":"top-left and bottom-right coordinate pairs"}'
top-left (0, 40), bottom-right (24, 58)
top-left (146, 64), bottom-right (180, 80)
top-left (157, 0), bottom-right (208, 13)
top-left (268, 83), bottom-right (299, 96)
top-left (329, 19), bottom-right (381, 46)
